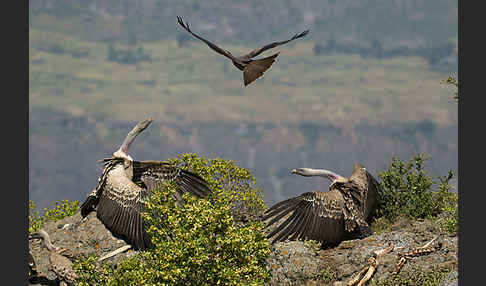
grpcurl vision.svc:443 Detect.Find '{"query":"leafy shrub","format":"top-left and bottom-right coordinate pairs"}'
top-left (375, 154), bottom-right (456, 227)
top-left (75, 153), bottom-right (271, 285)
top-left (438, 174), bottom-right (458, 234)
top-left (29, 199), bottom-right (80, 233)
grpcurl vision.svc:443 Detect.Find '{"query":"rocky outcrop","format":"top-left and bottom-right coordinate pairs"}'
top-left (29, 214), bottom-right (457, 285)
top-left (267, 218), bottom-right (458, 285)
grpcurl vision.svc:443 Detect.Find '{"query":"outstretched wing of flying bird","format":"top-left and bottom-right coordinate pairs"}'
top-left (177, 16), bottom-right (234, 60)
top-left (244, 30), bottom-right (309, 58)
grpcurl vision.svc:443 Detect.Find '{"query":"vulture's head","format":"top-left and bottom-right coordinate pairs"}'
top-left (291, 167), bottom-right (346, 185)
top-left (111, 117), bottom-right (152, 173)
top-left (291, 168), bottom-right (313, 176)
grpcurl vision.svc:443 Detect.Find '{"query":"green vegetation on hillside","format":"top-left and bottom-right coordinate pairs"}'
top-left (29, 29), bottom-right (456, 127)
top-left (29, 0), bottom-right (457, 49)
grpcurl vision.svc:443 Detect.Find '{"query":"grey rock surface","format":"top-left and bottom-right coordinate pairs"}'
top-left (266, 218), bottom-right (458, 285)
top-left (29, 214), bottom-right (457, 285)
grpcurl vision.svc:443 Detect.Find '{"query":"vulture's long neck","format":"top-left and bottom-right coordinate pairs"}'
top-left (295, 168), bottom-right (345, 183)
top-left (34, 229), bottom-right (58, 252)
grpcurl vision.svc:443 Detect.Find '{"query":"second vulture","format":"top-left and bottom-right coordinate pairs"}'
top-left (263, 163), bottom-right (381, 247)
top-left (177, 16), bottom-right (309, 86)
top-left (80, 118), bottom-right (211, 250)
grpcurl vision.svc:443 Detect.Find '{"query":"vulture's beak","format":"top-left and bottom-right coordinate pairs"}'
top-left (291, 169), bottom-right (297, 175)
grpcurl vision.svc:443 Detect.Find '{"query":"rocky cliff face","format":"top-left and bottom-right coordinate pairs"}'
top-left (29, 213), bottom-right (457, 285)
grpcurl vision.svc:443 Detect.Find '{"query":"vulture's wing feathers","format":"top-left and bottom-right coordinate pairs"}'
top-left (330, 178), bottom-right (369, 233)
top-left (177, 16), bottom-right (234, 60)
top-left (263, 191), bottom-right (345, 246)
top-left (81, 158), bottom-right (211, 251)
top-left (244, 30), bottom-right (309, 58)
top-left (132, 160), bottom-right (211, 199)
top-left (95, 172), bottom-right (152, 250)
top-left (243, 53), bottom-right (279, 86)
top-left (80, 158), bottom-right (122, 218)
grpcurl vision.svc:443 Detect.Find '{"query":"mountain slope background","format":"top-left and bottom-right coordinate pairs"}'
top-left (29, 0), bottom-right (458, 209)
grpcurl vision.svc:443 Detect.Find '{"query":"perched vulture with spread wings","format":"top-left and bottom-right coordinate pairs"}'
top-left (263, 163), bottom-right (381, 247)
top-left (177, 16), bottom-right (309, 86)
top-left (80, 118), bottom-right (211, 250)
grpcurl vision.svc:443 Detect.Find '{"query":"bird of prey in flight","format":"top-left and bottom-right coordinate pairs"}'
top-left (177, 16), bottom-right (309, 86)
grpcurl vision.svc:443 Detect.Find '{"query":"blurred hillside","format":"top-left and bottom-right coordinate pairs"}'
top-left (29, 0), bottom-right (458, 209)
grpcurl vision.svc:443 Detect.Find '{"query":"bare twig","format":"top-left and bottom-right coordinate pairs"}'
top-left (392, 236), bottom-right (440, 275)
top-left (347, 265), bottom-right (370, 286)
top-left (373, 243), bottom-right (395, 259)
top-left (357, 258), bottom-right (377, 286)
top-left (348, 243), bottom-right (394, 286)
top-left (399, 246), bottom-right (436, 258)
top-left (392, 257), bottom-right (407, 275)
top-left (98, 245), bottom-right (132, 262)
top-left (420, 235), bottom-right (438, 249)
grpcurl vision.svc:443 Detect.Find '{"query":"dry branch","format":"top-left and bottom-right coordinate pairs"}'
top-left (98, 245), bottom-right (132, 262)
top-left (392, 236), bottom-right (440, 275)
top-left (348, 243), bottom-right (394, 286)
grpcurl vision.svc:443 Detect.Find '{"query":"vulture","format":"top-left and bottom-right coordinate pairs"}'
top-left (29, 229), bottom-right (77, 286)
top-left (177, 16), bottom-right (309, 86)
top-left (80, 118), bottom-right (211, 250)
top-left (263, 163), bottom-right (381, 247)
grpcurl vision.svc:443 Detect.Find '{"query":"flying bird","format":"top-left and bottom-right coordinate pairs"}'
top-left (177, 16), bottom-right (309, 86)
top-left (80, 118), bottom-right (211, 250)
top-left (29, 229), bottom-right (78, 286)
top-left (263, 163), bottom-right (381, 247)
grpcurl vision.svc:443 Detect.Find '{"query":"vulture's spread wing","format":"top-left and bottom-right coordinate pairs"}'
top-left (243, 53), bottom-right (279, 86)
top-left (95, 161), bottom-right (152, 250)
top-left (244, 30), bottom-right (309, 59)
top-left (80, 158), bottom-right (122, 218)
top-left (132, 160), bottom-right (211, 199)
top-left (263, 191), bottom-right (345, 246)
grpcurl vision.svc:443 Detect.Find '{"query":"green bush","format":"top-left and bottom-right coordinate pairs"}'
top-left (29, 199), bottom-right (80, 233)
top-left (75, 153), bottom-right (271, 286)
top-left (375, 154), bottom-right (457, 228)
top-left (438, 173), bottom-right (458, 234)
